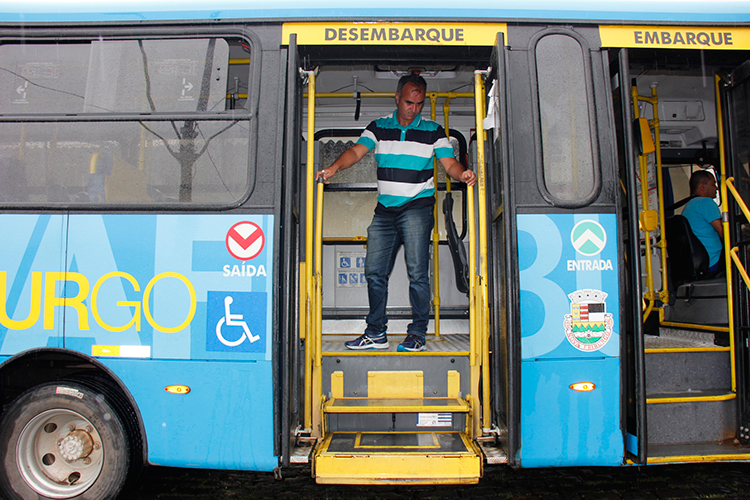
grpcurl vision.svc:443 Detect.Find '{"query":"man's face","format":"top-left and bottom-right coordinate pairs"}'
top-left (700, 177), bottom-right (718, 199)
top-left (395, 82), bottom-right (426, 126)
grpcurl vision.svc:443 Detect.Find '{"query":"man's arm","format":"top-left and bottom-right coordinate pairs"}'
top-left (439, 156), bottom-right (477, 187)
top-left (710, 218), bottom-right (724, 240)
top-left (316, 143), bottom-right (370, 183)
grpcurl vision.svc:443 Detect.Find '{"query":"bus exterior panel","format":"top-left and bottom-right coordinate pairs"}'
top-left (0, 213), bottom-right (277, 470)
top-left (517, 214), bottom-right (621, 467)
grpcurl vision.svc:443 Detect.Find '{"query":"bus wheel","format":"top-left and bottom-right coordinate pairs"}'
top-left (0, 381), bottom-right (130, 500)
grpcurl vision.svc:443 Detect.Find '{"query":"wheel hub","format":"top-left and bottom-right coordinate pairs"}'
top-left (58, 429), bottom-right (94, 462)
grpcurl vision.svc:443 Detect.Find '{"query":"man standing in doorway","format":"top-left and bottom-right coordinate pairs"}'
top-left (682, 169), bottom-right (723, 274)
top-left (316, 73), bottom-right (477, 352)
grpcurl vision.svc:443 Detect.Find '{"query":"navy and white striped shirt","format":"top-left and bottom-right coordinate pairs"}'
top-left (357, 110), bottom-right (453, 215)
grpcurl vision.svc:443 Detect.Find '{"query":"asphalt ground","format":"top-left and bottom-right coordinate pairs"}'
top-left (119, 462), bottom-right (750, 500)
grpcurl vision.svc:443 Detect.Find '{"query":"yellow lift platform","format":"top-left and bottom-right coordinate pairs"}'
top-left (299, 69), bottom-right (491, 484)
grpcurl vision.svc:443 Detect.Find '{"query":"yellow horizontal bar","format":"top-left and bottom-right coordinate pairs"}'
top-left (645, 346), bottom-right (730, 353)
top-left (228, 58), bottom-right (251, 64)
top-left (647, 393), bottom-right (736, 404)
top-left (306, 92), bottom-right (474, 99)
top-left (322, 351), bottom-right (470, 357)
top-left (324, 397), bottom-right (469, 413)
top-left (314, 435), bottom-right (482, 484)
top-left (323, 236), bottom-right (367, 242)
top-left (225, 93), bottom-right (248, 99)
top-left (647, 453), bottom-right (750, 464)
top-left (727, 177), bottom-right (750, 222)
top-left (660, 321), bottom-right (730, 333)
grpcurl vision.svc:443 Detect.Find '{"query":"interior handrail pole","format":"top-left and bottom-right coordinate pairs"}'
top-left (430, 92), bottom-right (442, 338)
top-left (715, 74), bottom-right (736, 393)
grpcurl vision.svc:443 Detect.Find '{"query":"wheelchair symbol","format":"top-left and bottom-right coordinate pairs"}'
top-left (215, 296), bottom-right (260, 347)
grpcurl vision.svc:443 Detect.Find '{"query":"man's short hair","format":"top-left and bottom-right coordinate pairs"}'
top-left (689, 169), bottom-right (715, 194)
top-left (397, 73), bottom-right (427, 94)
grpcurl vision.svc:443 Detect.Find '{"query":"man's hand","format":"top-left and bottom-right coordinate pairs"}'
top-left (316, 165), bottom-right (338, 183)
top-left (460, 169), bottom-right (477, 187)
top-left (440, 157), bottom-right (477, 186)
top-left (316, 143), bottom-right (369, 183)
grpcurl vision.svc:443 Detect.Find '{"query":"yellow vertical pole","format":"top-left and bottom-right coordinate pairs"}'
top-left (471, 71), bottom-right (490, 437)
top-left (313, 179), bottom-right (324, 435)
top-left (474, 73), bottom-right (492, 431)
top-left (303, 69), bottom-right (318, 433)
top-left (650, 85), bottom-right (669, 305)
top-left (430, 93), bottom-right (441, 338)
top-left (715, 74), bottom-right (736, 393)
top-left (631, 85), bottom-right (656, 318)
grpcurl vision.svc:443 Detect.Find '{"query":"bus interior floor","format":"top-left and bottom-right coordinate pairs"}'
top-left (646, 328), bottom-right (720, 349)
top-left (321, 319), bottom-right (471, 354)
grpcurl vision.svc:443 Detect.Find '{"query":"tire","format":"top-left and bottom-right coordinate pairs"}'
top-left (0, 381), bottom-right (130, 500)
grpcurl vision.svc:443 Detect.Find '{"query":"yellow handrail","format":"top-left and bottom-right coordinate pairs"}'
top-left (726, 179), bottom-right (750, 289)
top-left (650, 85), bottom-right (669, 305)
top-left (473, 70), bottom-right (492, 437)
top-left (727, 178), bottom-right (750, 222)
top-left (631, 85), bottom-right (657, 320)
top-left (314, 179), bottom-right (325, 412)
top-left (302, 68), bottom-right (318, 434)
top-left (305, 91), bottom-right (474, 99)
top-left (715, 74), bottom-right (736, 394)
top-left (430, 93), bottom-right (442, 338)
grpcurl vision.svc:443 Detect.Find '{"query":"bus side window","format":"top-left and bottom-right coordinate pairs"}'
top-left (534, 33), bottom-right (599, 205)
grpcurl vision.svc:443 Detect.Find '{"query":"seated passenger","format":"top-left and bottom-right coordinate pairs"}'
top-left (681, 170), bottom-right (723, 274)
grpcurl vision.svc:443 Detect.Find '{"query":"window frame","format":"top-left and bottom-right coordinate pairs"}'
top-left (528, 28), bottom-right (602, 208)
top-left (0, 25), bottom-right (261, 210)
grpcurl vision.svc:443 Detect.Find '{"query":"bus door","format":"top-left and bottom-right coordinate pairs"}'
top-left (722, 61), bottom-right (750, 445)
top-left (611, 48), bottom-right (647, 465)
top-left (607, 26), bottom-right (750, 464)
top-left (505, 25), bottom-right (624, 468)
top-left (285, 22), bottom-right (507, 484)
top-left (483, 32), bottom-right (515, 466)
top-left (280, 33), bottom-right (305, 468)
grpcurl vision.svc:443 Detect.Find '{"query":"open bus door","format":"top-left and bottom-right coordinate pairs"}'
top-left (284, 22), bottom-right (509, 483)
top-left (614, 48), bottom-right (648, 466)
top-left (280, 33), bottom-right (305, 467)
top-left (483, 32), bottom-right (516, 466)
top-left (721, 61), bottom-right (750, 446)
top-left (613, 35), bottom-right (750, 464)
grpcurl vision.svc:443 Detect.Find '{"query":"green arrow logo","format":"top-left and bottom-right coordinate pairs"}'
top-left (571, 220), bottom-right (607, 256)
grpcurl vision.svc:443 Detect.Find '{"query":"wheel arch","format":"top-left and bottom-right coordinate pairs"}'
top-left (0, 348), bottom-right (148, 466)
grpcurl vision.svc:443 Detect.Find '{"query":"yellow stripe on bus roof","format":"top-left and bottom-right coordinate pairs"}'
top-left (283, 22), bottom-right (507, 46)
top-left (600, 25), bottom-right (750, 50)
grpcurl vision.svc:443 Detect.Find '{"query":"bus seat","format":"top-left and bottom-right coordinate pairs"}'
top-left (443, 192), bottom-right (469, 296)
top-left (664, 214), bottom-right (710, 286)
top-left (663, 215), bottom-right (728, 334)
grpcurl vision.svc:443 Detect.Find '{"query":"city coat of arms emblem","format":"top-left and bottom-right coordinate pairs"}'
top-left (563, 289), bottom-right (614, 351)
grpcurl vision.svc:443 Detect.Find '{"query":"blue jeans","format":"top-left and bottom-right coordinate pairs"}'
top-left (364, 205), bottom-right (434, 337)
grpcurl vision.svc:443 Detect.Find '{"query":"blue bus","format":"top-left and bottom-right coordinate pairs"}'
top-left (1, 1), bottom-right (750, 497)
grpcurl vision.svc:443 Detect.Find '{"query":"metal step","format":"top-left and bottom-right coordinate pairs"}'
top-left (313, 431), bottom-right (483, 484)
top-left (647, 440), bottom-right (750, 463)
top-left (644, 330), bottom-right (735, 445)
top-left (646, 390), bottom-right (736, 445)
top-left (323, 369), bottom-right (470, 432)
top-left (645, 333), bottom-right (730, 394)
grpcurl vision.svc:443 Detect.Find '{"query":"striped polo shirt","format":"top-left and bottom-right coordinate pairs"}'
top-left (357, 110), bottom-right (454, 214)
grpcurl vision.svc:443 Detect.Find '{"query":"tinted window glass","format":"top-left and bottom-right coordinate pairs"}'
top-left (0, 37), bottom-right (252, 206)
top-left (536, 34), bottom-right (595, 201)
